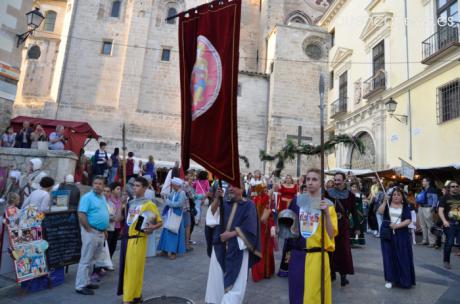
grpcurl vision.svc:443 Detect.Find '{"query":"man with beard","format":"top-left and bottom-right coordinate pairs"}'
top-left (205, 179), bottom-right (261, 304)
top-left (325, 172), bottom-right (357, 286)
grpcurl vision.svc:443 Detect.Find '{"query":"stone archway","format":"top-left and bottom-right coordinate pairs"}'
top-left (350, 131), bottom-right (376, 170)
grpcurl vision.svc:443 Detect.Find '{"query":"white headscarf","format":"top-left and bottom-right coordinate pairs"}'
top-left (171, 177), bottom-right (184, 186)
top-left (29, 158), bottom-right (43, 171)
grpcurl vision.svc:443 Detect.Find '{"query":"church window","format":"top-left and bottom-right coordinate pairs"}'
top-left (304, 43), bottom-right (323, 60)
top-left (27, 45), bottom-right (41, 60)
top-left (437, 79), bottom-right (460, 123)
top-left (161, 48), bottom-right (171, 61)
top-left (44, 11), bottom-right (57, 32)
top-left (111, 1), bottom-right (121, 18)
top-left (290, 16), bottom-right (307, 24)
top-left (286, 11), bottom-right (310, 25)
top-left (237, 83), bottom-right (242, 97)
top-left (101, 40), bottom-right (113, 55)
top-left (27, 44), bottom-right (42, 59)
top-left (167, 7), bottom-right (178, 24)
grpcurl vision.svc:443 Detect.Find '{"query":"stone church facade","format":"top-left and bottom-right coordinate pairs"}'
top-left (14, 0), bottom-right (332, 176)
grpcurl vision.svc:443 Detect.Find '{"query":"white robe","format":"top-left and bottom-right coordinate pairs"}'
top-left (205, 207), bottom-right (249, 304)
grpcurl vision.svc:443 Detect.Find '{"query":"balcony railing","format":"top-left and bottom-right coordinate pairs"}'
top-left (363, 69), bottom-right (386, 99)
top-left (330, 97), bottom-right (348, 118)
top-left (422, 26), bottom-right (460, 64)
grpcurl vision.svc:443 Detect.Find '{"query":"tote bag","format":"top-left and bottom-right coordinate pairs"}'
top-left (164, 208), bottom-right (182, 234)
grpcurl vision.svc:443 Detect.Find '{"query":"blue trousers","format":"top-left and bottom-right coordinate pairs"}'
top-left (444, 221), bottom-right (460, 263)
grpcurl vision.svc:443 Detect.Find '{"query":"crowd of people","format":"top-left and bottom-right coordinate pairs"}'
top-left (236, 170), bottom-right (460, 303)
top-left (2, 141), bottom-right (460, 304)
top-left (1, 121), bottom-right (67, 150)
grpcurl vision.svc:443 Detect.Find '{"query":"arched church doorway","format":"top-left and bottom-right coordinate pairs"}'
top-left (350, 131), bottom-right (376, 170)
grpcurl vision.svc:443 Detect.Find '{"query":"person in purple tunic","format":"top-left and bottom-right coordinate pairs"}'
top-left (285, 194), bottom-right (306, 303)
top-left (325, 172), bottom-right (357, 286)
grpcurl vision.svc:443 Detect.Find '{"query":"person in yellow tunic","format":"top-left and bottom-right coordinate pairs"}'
top-left (295, 168), bottom-right (338, 304)
top-left (117, 176), bottom-right (163, 304)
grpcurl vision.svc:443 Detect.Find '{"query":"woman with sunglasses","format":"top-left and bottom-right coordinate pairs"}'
top-left (377, 187), bottom-right (416, 289)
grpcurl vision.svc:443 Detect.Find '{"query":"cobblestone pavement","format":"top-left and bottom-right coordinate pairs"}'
top-left (1, 208), bottom-right (460, 304)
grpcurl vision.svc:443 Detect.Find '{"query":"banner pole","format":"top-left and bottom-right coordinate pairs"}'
top-left (319, 74), bottom-right (325, 304)
top-left (122, 123), bottom-right (127, 189)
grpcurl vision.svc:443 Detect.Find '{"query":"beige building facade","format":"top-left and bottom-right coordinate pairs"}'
top-left (320, 0), bottom-right (460, 172)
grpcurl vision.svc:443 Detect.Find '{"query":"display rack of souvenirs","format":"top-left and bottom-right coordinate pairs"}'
top-left (6, 205), bottom-right (49, 282)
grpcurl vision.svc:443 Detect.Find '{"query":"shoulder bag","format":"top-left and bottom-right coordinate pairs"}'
top-left (380, 201), bottom-right (402, 241)
top-left (164, 208), bottom-right (183, 234)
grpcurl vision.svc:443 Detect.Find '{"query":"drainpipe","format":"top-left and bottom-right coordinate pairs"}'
top-left (404, 0), bottom-right (413, 160)
top-left (263, 73), bottom-right (270, 176)
top-left (55, 0), bottom-right (79, 119)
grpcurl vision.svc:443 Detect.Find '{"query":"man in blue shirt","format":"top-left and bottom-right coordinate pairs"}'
top-left (75, 176), bottom-right (109, 295)
top-left (417, 177), bottom-right (438, 247)
top-left (48, 125), bottom-right (66, 150)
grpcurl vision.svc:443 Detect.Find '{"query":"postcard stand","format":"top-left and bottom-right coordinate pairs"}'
top-left (4, 205), bottom-right (51, 292)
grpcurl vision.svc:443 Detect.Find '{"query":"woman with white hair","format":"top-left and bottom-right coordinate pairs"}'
top-left (157, 177), bottom-right (187, 259)
top-left (20, 158), bottom-right (47, 198)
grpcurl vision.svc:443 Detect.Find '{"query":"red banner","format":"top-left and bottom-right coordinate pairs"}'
top-left (179, 0), bottom-right (241, 186)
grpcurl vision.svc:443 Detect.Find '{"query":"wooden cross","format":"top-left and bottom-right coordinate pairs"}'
top-left (286, 126), bottom-right (312, 177)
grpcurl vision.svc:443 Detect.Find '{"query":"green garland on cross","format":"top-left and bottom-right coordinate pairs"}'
top-left (259, 134), bottom-right (365, 177)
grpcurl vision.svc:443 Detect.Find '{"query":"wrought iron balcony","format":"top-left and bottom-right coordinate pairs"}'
top-left (330, 97), bottom-right (348, 118)
top-left (363, 69), bottom-right (386, 99)
top-left (422, 26), bottom-right (460, 64)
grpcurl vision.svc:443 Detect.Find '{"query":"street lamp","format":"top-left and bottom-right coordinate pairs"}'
top-left (385, 97), bottom-right (408, 124)
top-left (17, 8), bottom-right (45, 47)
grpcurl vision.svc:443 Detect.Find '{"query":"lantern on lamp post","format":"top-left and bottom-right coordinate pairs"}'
top-left (385, 97), bottom-right (408, 124)
top-left (17, 8), bottom-right (45, 47)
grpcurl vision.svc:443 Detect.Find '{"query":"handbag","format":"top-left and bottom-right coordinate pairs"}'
top-left (164, 208), bottom-right (183, 234)
top-left (380, 221), bottom-right (393, 241)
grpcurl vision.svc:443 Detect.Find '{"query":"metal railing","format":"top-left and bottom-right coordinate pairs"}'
top-left (422, 26), bottom-right (459, 61)
top-left (363, 69), bottom-right (386, 99)
top-left (330, 97), bottom-right (348, 118)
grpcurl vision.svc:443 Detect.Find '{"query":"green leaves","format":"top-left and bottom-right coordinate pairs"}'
top-left (259, 134), bottom-right (365, 176)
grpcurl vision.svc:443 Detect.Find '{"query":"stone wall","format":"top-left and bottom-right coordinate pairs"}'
top-left (0, 148), bottom-right (78, 183)
top-left (237, 72), bottom-right (269, 173)
top-left (0, 97), bottom-right (13, 131)
top-left (265, 24), bottom-right (330, 176)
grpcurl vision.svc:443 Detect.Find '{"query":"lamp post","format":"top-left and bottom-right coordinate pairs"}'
top-left (16, 8), bottom-right (45, 47)
top-left (385, 97), bottom-right (408, 124)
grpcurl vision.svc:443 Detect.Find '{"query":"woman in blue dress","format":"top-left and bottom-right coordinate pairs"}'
top-left (157, 177), bottom-right (186, 259)
top-left (377, 187), bottom-right (416, 289)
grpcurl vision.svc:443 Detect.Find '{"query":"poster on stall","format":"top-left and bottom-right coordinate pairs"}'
top-left (50, 190), bottom-right (70, 212)
top-left (6, 205), bottom-right (49, 282)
